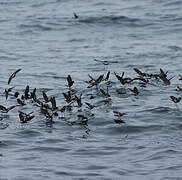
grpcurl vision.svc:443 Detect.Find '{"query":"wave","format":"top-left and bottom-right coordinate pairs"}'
top-left (78, 15), bottom-right (152, 27)
top-left (19, 23), bottom-right (53, 31)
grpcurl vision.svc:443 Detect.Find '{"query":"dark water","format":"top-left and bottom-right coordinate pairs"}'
top-left (1, 0), bottom-right (182, 179)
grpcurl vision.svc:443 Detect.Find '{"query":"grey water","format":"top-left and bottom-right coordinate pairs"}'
top-left (1, 0), bottom-right (182, 179)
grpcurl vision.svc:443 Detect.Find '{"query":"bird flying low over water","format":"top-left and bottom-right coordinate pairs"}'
top-left (66, 75), bottom-right (74, 88)
top-left (73, 13), bottom-right (78, 19)
top-left (128, 87), bottom-right (139, 95)
top-left (113, 111), bottom-right (127, 117)
top-left (2, 67), bottom-right (182, 129)
top-left (176, 86), bottom-right (182, 92)
top-left (42, 91), bottom-right (49, 102)
top-left (170, 96), bottom-right (181, 103)
top-left (8, 69), bottom-right (21, 85)
top-left (0, 105), bottom-right (16, 113)
top-left (19, 111), bottom-right (35, 123)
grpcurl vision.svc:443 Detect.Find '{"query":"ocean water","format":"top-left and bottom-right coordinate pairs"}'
top-left (1, 0), bottom-right (182, 179)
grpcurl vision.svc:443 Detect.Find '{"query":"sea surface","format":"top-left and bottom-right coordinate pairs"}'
top-left (1, 0), bottom-right (182, 179)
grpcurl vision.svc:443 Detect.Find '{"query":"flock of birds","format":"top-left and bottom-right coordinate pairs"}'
top-left (0, 66), bottom-right (182, 137)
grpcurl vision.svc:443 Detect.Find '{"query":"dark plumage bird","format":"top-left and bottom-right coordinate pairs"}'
top-left (4, 87), bottom-right (14, 100)
top-left (30, 88), bottom-right (37, 101)
top-left (0, 105), bottom-right (16, 113)
top-left (114, 72), bottom-right (132, 85)
top-left (42, 91), bottom-right (49, 102)
top-left (176, 86), bottom-right (182, 92)
top-left (128, 87), bottom-right (139, 95)
top-left (113, 111), bottom-right (126, 117)
top-left (50, 97), bottom-right (57, 110)
top-left (18, 111), bottom-right (34, 123)
top-left (87, 74), bottom-right (104, 88)
top-left (24, 85), bottom-right (30, 99)
top-left (133, 68), bottom-right (146, 77)
top-left (73, 13), bottom-right (78, 19)
top-left (170, 96), bottom-right (181, 103)
top-left (100, 89), bottom-right (110, 98)
top-left (105, 71), bottom-right (110, 81)
top-left (8, 69), bottom-right (21, 85)
top-left (85, 102), bottom-right (95, 110)
top-left (75, 95), bottom-right (82, 108)
top-left (14, 92), bottom-right (19, 98)
top-left (67, 75), bottom-right (74, 88)
top-left (159, 68), bottom-right (170, 85)
top-left (63, 91), bottom-right (72, 103)
top-left (17, 99), bottom-right (25, 106)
